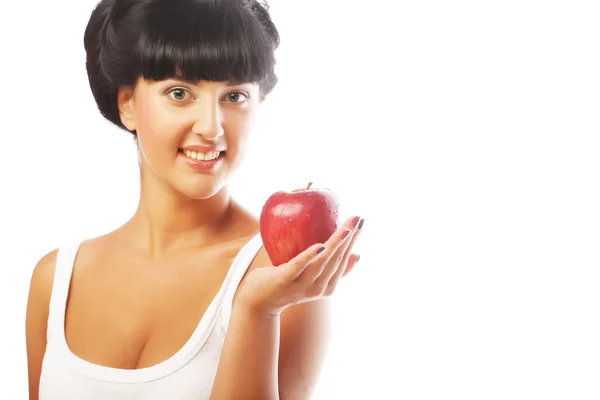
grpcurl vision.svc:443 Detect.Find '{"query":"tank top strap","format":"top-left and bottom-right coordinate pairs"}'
top-left (46, 241), bottom-right (81, 344)
top-left (218, 232), bottom-right (264, 330)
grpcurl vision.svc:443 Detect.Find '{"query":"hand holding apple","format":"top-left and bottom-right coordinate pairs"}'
top-left (235, 214), bottom-right (364, 316)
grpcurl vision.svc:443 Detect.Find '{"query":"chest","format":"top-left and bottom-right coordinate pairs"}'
top-left (40, 331), bottom-right (227, 400)
top-left (63, 248), bottom-right (236, 370)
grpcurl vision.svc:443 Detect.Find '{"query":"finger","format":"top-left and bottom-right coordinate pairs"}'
top-left (296, 226), bottom-right (352, 284)
top-left (283, 243), bottom-right (326, 281)
top-left (326, 219), bottom-right (364, 290)
top-left (319, 222), bottom-right (363, 291)
top-left (337, 219), bottom-right (364, 275)
top-left (314, 227), bottom-right (356, 287)
top-left (342, 254), bottom-right (360, 277)
top-left (342, 218), bottom-right (364, 277)
top-left (311, 216), bottom-right (362, 286)
top-left (296, 215), bottom-right (360, 283)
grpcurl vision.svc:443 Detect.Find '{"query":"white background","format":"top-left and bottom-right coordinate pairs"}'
top-left (1, 0), bottom-right (599, 398)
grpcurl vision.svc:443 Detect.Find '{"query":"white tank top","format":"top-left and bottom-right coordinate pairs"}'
top-left (38, 233), bottom-right (264, 400)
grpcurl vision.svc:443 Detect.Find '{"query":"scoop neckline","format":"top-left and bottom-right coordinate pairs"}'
top-left (57, 232), bottom-right (261, 383)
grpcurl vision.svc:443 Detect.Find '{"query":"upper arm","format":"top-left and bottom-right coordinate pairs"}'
top-left (25, 249), bottom-right (57, 400)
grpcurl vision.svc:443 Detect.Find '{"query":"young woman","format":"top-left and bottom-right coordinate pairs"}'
top-left (25, 0), bottom-right (364, 399)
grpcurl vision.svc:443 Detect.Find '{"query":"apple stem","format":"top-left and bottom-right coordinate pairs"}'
top-left (307, 182), bottom-right (313, 190)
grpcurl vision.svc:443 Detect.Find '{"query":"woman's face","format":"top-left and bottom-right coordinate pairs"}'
top-left (118, 76), bottom-right (261, 199)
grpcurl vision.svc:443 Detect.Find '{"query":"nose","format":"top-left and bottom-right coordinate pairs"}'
top-left (191, 97), bottom-right (224, 140)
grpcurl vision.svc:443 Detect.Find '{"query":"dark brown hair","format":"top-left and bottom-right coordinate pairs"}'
top-left (84, 0), bottom-right (280, 135)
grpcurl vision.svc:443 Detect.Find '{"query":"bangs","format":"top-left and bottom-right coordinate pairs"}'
top-left (132, 0), bottom-right (275, 85)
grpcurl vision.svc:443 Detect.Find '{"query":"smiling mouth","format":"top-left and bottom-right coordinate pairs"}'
top-left (178, 149), bottom-right (225, 161)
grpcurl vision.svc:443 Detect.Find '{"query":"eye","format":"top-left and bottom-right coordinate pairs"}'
top-left (224, 91), bottom-right (249, 103)
top-left (167, 88), bottom-right (193, 101)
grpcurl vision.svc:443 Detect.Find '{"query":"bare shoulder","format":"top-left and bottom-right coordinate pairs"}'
top-left (28, 248), bottom-right (59, 299)
top-left (26, 247), bottom-right (59, 342)
top-left (26, 248), bottom-right (60, 399)
top-left (26, 247), bottom-right (61, 328)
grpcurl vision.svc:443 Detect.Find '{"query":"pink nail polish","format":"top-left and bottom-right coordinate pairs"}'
top-left (341, 229), bottom-right (351, 240)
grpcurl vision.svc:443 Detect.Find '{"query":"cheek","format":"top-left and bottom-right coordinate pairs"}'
top-left (135, 98), bottom-right (185, 156)
top-left (224, 110), bottom-right (256, 154)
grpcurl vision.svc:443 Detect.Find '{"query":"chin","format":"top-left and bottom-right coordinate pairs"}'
top-left (174, 178), bottom-right (228, 201)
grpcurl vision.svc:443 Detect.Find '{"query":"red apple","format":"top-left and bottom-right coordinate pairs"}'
top-left (259, 182), bottom-right (340, 266)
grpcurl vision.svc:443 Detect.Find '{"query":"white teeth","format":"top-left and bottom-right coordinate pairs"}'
top-left (183, 150), bottom-right (221, 161)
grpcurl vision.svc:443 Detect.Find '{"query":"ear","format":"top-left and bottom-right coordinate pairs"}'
top-left (117, 86), bottom-right (136, 131)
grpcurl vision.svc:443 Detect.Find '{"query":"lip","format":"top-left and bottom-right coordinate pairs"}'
top-left (178, 149), bottom-right (225, 172)
top-left (180, 145), bottom-right (225, 153)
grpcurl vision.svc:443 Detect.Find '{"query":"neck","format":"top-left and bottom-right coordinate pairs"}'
top-left (122, 178), bottom-right (234, 257)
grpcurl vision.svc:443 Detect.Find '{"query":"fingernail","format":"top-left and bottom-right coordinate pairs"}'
top-left (317, 247), bottom-right (326, 254)
top-left (356, 254), bottom-right (361, 263)
top-left (358, 218), bottom-right (365, 230)
top-left (352, 216), bottom-right (361, 227)
top-left (341, 228), bottom-right (351, 239)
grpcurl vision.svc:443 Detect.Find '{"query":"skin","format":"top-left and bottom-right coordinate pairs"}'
top-left (25, 75), bottom-right (363, 399)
